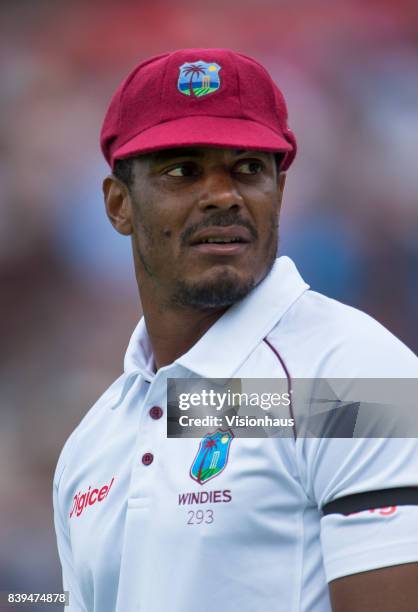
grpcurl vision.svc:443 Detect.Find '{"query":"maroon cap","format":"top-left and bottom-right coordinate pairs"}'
top-left (100, 48), bottom-right (297, 171)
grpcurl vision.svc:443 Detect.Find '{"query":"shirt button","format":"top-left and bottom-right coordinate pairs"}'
top-left (149, 406), bottom-right (163, 420)
top-left (142, 452), bottom-right (154, 466)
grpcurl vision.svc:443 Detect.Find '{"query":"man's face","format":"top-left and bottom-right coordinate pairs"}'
top-left (115, 147), bottom-right (285, 309)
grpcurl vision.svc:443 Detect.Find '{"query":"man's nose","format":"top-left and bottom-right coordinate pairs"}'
top-left (197, 170), bottom-right (244, 212)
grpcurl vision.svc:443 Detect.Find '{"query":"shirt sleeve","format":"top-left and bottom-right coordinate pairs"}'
top-left (53, 440), bottom-right (87, 612)
top-left (296, 305), bottom-right (418, 582)
top-left (301, 437), bottom-right (418, 582)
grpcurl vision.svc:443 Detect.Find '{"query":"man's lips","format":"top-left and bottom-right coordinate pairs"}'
top-left (189, 226), bottom-right (252, 246)
top-left (190, 242), bottom-right (249, 255)
top-left (188, 226), bottom-right (252, 256)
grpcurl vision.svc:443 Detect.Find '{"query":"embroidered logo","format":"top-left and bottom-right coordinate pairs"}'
top-left (178, 61), bottom-right (221, 97)
top-left (69, 477), bottom-right (115, 518)
top-left (190, 429), bottom-right (234, 485)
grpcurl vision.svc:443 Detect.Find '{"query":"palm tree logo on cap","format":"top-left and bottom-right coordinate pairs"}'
top-left (178, 61), bottom-right (221, 97)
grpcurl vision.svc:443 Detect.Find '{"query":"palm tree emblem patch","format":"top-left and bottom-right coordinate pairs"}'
top-left (190, 429), bottom-right (234, 485)
top-left (178, 61), bottom-right (221, 97)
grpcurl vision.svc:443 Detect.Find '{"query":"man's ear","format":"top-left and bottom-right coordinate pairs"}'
top-left (102, 176), bottom-right (133, 236)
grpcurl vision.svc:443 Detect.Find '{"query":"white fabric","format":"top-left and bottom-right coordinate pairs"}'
top-left (53, 256), bottom-right (418, 612)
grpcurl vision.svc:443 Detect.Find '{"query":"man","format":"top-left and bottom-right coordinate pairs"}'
top-left (53, 49), bottom-right (418, 611)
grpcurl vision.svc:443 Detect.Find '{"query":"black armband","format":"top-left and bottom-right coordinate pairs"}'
top-left (322, 487), bottom-right (418, 516)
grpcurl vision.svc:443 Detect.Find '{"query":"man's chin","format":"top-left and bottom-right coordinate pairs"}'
top-left (172, 269), bottom-right (256, 309)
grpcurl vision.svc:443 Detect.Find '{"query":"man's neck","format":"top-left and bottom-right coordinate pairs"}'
top-left (140, 293), bottom-right (228, 370)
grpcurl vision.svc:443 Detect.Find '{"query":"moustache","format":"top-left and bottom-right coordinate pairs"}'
top-left (181, 212), bottom-right (258, 246)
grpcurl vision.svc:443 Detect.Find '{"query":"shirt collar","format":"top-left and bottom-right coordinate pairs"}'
top-left (123, 256), bottom-right (309, 382)
top-left (124, 318), bottom-right (155, 381)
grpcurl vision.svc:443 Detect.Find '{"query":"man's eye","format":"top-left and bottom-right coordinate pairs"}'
top-left (165, 163), bottom-right (198, 177)
top-left (235, 161), bottom-right (264, 175)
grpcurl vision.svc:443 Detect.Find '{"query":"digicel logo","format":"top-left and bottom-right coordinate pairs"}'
top-left (69, 477), bottom-right (115, 518)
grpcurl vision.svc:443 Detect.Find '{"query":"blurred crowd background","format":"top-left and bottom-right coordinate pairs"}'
top-left (1, 0), bottom-right (417, 608)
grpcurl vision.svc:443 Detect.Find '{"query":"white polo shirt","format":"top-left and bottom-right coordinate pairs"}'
top-left (53, 256), bottom-right (418, 612)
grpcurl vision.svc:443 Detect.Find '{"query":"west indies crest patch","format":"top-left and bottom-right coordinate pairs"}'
top-left (178, 61), bottom-right (221, 97)
top-left (190, 429), bottom-right (234, 485)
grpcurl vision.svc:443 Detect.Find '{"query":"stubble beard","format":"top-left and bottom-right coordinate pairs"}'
top-left (133, 205), bottom-right (279, 311)
top-left (171, 230), bottom-right (279, 310)
top-left (171, 268), bottom-right (257, 309)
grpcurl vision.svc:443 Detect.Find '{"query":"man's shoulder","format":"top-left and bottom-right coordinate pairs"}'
top-left (266, 288), bottom-right (417, 377)
top-left (53, 373), bottom-right (126, 488)
top-left (283, 288), bottom-right (398, 337)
